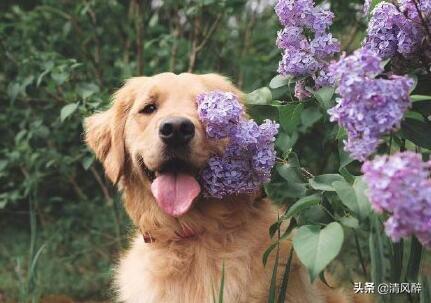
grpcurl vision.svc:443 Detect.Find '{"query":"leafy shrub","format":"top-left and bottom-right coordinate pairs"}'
top-left (252, 1), bottom-right (431, 302)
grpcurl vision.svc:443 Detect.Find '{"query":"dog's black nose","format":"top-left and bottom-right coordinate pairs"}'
top-left (159, 117), bottom-right (195, 146)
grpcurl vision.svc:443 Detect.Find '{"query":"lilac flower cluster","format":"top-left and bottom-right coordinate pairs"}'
top-left (196, 91), bottom-right (243, 139)
top-left (362, 152), bottom-right (431, 247)
top-left (197, 91), bottom-right (279, 198)
top-left (328, 48), bottom-right (413, 161)
top-left (363, 1), bottom-right (431, 59)
top-left (275, 0), bottom-right (340, 91)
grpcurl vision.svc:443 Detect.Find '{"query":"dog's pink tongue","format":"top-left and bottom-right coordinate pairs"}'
top-left (151, 173), bottom-right (201, 217)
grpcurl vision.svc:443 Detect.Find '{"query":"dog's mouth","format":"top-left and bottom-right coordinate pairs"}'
top-left (142, 158), bottom-right (202, 217)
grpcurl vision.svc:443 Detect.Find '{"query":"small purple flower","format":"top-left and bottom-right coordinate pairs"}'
top-left (309, 6), bottom-right (335, 34)
top-left (399, 0), bottom-right (431, 21)
top-left (328, 49), bottom-right (413, 161)
top-left (230, 120), bottom-right (261, 148)
top-left (363, 1), bottom-right (430, 59)
top-left (362, 152), bottom-right (431, 247)
top-left (197, 92), bottom-right (279, 198)
top-left (396, 17), bottom-right (424, 57)
top-left (258, 119), bottom-right (280, 144)
top-left (276, 26), bottom-right (307, 49)
top-left (252, 144), bottom-right (277, 181)
top-left (275, 0), bottom-right (340, 88)
top-left (275, 0), bottom-right (314, 28)
top-left (310, 33), bottom-right (340, 58)
top-left (329, 48), bottom-right (383, 81)
top-left (313, 66), bottom-right (335, 88)
top-left (200, 156), bottom-right (257, 198)
top-left (196, 91), bottom-right (243, 139)
top-left (278, 49), bottom-right (321, 77)
top-left (363, 2), bottom-right (402, 59)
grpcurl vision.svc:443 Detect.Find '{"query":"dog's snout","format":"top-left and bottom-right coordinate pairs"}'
top-left (159, 117), bottom-right (195, 146)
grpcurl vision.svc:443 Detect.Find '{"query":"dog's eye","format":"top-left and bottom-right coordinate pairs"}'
top-left (140, 103), bottom-right (157, 114)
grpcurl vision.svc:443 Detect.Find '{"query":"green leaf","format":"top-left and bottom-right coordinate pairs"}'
top-left (333, 180), bottom-right (361, 215)
top-left (269, 217), bottom-right (297, 239)
top-left (339, 216), bottom-right (359, 229)
top-left (405, 111), bottom-right (425, 121)
top-left (245, 87), bottom-right (272, 105)
top-left (275, 131), bottom-right (298, 153)
top-left (149, 13), bottom-right (159, 27)
top-left (28, 243), bottom-right (47, 283)
top-left (277, 163), bottom-right (305, 184)
top-left (37, 62), bottom-right (54, 87)
top-left (400, 118), bottom-right (431, 149)
top-left (420, 276), bottom-right (431, 303)
top-left (77, 83), bottom-right (100, 100)
top-left (278, 103), bottom-right (304, 134)
top-left (265, 181), bottom-right (307, 201)
top-left (391, 240), bottom-right (403, 282)
top-left (309, 174), bottom-right (345, 192)
top-left (7, 82), bottom-right (21, 101)
top-left (411, 95), bottom-right (431, 102)
top-left (369, 215), bottom-right (386, 285)
top-left (338, 142), bottom-right (354, 183)
top-left (338, 142), bottom-right (353, 169)
top-left (247, 105), bottom-right (279, 123)
top-left (293, 222), bottom-right (344, 282)
top-left (277, 247), bottom-right (294, 303)
top-left (51, 70), bottom-right (69, 85)
top-left (406, 236), bottom-right (423, 282)
top-left (82, 155), bottom-right (94, 170)
top-left (263, 242), bottom-right (278, 266)
top-left (333, 177), bottom-right (371, 221)
top-left (300, 106), bottom-right (322, 130)
top-left (297, 205), bottom-right (332, 226)
top-left (60, 103), bottom-right (79, 122)
top-left (284, 194), bottom-right (321, 219)
top-left (336, 127), bottom-right (347, 140)
top-left (353, 177), bottom-right (372, 219)
top-left (269, 75), bottom-right (290, 89)
top-left (312, 87), bottom-right (335, 110)
top-left (268, 243), bottom-right (280, 303)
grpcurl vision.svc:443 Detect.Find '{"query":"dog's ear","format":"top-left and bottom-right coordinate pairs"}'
top-left (199, 73), bottom-right (245, 100)
top-left (84, 79), bottom-right (141, 184)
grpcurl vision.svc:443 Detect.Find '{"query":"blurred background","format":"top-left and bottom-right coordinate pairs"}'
top-left (0, 0), bottom-right (365, 301)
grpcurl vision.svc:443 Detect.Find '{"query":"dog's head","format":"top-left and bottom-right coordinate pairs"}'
top-left (84, 73), bottom-right (244, 219)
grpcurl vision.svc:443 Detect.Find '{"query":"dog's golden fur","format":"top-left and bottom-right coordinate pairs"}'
top-left (84, 73), bottom-right (369, 303)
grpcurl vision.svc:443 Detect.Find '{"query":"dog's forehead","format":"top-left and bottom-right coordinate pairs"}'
top-left (141, 73), bottom-right (207, 97)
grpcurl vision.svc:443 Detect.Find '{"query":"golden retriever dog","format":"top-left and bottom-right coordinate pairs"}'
top-left (84, 73), bottom-right (368, 303)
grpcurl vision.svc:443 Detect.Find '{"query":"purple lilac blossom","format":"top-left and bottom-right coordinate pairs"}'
top-left (362, 152), bottom-right (431, 247)
top-left (313, 66), bottom-right (335, 87)
top-left (328, 49), bottom-right (413, 161)
top-left (197, 91), bottom-right (279, 198)
top-left (364, 1), bottom-right (431, 59)
top-left (196, 91), bottom-right (243, 139)
top-left (275, 0), bottom-right (340, 89)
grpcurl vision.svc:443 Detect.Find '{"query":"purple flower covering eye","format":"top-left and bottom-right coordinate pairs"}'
top-left (362, 152), bottom-right (431, 247)
top-left (196, 91), bottom-right (279, 198)
top-left (196, 91), bottom-right (244, 139)
top-left (328, 49), bottom-right (413, 161)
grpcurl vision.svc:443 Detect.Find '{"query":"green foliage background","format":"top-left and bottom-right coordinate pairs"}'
top-left (2, 0), bottom-right (419, 302)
